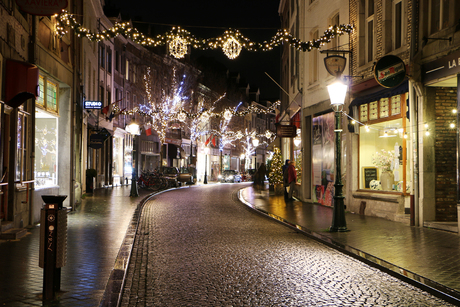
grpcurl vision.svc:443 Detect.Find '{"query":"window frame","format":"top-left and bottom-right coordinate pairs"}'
top-left (393, 0), bottom-right (404, 50)
top-left (37, 75), bottom-right (59, 114)
top-left (365, 0), bottom-right (375, 63)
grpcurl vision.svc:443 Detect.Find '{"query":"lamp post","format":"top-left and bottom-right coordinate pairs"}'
top-left (240, 153), bottom-right (245, 173)
top-left (127, 119), bottom-right (140, 197)
top-left (204, 147), bottom-right (209, 184)
top-left (327, 79), bottom-right (348, 232)
top-left (252, 138), bottom-right (259, 169)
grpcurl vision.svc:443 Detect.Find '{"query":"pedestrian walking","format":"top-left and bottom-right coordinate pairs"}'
top-left (257, 163), bottom-right (266, 191)
top-left (286, 160), bottom-right (297, 201)
top-left (282, 159), bottom-right (290, 200)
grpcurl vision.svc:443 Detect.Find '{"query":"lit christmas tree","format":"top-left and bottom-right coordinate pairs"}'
top-left (268, 147), bottom-right (283, 185)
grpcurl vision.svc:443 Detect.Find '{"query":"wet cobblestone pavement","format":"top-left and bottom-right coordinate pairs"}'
top-left (121, 184), bottom-right (453, 306)
top-left (0, 186), bottom-right (151, 306)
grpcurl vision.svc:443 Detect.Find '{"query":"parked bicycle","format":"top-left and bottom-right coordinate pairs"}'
top-left (137, 170), bottom-right (168, 191)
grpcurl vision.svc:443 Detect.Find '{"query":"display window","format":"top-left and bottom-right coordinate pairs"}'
top-left (358, 93), bottom-right (410, 192)
top-left (293, 128), bottom-right (302, 184)
top-left (34, 109), bottom-right (58, 187)
top-left (312, 112), bottom-right (335, 207)
top-left (16, 108), bottom-right (31, 183)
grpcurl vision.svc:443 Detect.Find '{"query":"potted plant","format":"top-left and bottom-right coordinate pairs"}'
top-left (86, 169), bottom-right (97, 193)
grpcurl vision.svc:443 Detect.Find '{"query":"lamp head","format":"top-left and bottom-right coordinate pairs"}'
top-left (252, 138), bottom-right (259, 147)
top-left (327, 79), bottom-right (348, 111)
top-left (126, 118), bottom-right (140, 135)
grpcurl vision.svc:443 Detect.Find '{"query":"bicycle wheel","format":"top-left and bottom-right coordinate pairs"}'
top-left (148, 177), bottom-right (162, 191)
top-left (138, 178), bottom-right (146, 189)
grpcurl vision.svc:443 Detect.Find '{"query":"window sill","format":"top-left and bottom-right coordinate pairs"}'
top-left (356, 61), bottom-right (374, 74)
top-left (34, 185), bottom-right (59, 191)
top-left (353, 190), bottom-right (407, 203)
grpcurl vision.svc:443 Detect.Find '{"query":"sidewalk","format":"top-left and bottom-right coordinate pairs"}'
top-left (0, 185), bottom-right (152, 306)
top-left (238, 186), bottom-right (460, 305)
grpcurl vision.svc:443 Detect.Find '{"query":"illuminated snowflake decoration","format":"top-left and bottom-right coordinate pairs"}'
top-left (222, 36), bottom-right (242, 59)
top-left (236, 131), bottom-right (244, 139)
top-left (223, 110), bottom-right (233, 121)
top-left (201, 111), bottom-right (210, 123)
top-left (265, 130), bottom-right (273, 139)
top-left (177, 111), bottom-right (187, 122)
top-left (169, 36), bottom-right (188, 59)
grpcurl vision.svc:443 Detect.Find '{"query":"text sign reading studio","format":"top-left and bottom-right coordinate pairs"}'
top-left (84, 101), bottom-right (102, 110)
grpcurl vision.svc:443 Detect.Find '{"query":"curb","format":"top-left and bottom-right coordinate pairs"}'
top-left (237, 188), bottom-right (460, 306)
top-left (99, 189), bottom-right (170, 307)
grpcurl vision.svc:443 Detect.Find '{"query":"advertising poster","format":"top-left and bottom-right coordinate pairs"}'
top-left (312, 113), bottom-right (335, 207)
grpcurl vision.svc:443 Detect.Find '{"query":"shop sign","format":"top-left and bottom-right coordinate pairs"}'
top-left (165, 137), bottom-right (182, 146)
top-left (374, 55), bottom-right (406, 88)
top-left (276, 124), bottom-right (297, 138)
top-left (422, 49), bottom-right (460, 84)
top-left (16, 0), bottom-right (68, 16)
top-left (89, 134), bottom-right (104, 149)
top-left (324, 55), bottom-right (347, 77)
top-left (84, 101), bottom-right (102, 109)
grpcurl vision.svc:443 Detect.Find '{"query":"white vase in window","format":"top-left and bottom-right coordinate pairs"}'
top-left (380, 170), bottom-right (394, 191)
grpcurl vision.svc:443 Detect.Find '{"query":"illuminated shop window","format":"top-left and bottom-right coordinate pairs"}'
top-left (16, 110), bottom-right (30, 183)
top-left (37, 75), bottom-right (59, 113)
top-left (293, 129), bottom-right (302, 184)
top-left (34, 109), bottom-right (58, 187)
top-left (37, 76), bottom-right (45, 107)
top-left (358, 94), bottom-right (410, 192)
top-left (46, 80), bottom-right (58, 112)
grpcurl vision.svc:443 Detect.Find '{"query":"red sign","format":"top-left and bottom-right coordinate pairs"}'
top-left (16, 0), bottom-right (68, 16)
top-left (165, 138), bottom-right (182, 146)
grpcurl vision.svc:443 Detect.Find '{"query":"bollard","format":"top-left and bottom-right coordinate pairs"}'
top-left (39, 195), bottom-right (68, 302)
top-left (130, 171), bottom-right (139, 197)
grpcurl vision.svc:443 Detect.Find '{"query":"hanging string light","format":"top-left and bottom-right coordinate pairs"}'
top-left (55, 10), bottom-right (353, 59)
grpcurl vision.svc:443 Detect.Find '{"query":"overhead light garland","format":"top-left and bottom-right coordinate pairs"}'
top-left (55, 10), bottom-right (353, 59)
top-left (113, 97), bottom-right (280, 119)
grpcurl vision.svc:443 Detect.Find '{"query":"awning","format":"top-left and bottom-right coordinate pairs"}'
top-left (5, 60), bottom-right (39, 108)
top-left (348, 80), bottom-right (408, 113)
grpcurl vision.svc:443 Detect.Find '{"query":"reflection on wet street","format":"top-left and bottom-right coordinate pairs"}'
top-left (0, 186), bottom-right (150, 306)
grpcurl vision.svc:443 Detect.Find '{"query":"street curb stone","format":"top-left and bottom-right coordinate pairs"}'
top-left (99, 191), bottom-right (156, 307)
top-left (237, 188), bottom-right (460, 306)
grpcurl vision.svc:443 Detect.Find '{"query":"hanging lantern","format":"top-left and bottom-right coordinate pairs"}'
top-left (169, 36), bottom-right (188, 59)
top-left (222, 36), bottom-right (242, 59)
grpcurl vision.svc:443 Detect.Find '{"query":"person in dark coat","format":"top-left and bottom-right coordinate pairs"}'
top-left (286, 161), bottom-right (297, 201)
top-left (282, 159), bottom-right (290, 199)
top-left (257, 163), bottom-right (266, 189)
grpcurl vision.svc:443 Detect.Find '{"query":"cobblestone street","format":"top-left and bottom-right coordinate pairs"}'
top-left (121, 184), bottom-right (453, 306)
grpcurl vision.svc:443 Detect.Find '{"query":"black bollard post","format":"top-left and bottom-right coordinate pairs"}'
top-left (39, 195), bottom-right (68, 302)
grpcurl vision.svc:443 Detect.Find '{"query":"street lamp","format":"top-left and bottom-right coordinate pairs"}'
top-left (327, 79), bottom-right (348, 232)
top-left (204, 147), bottom-right (209, 184)
top-left (252, 138), bottom-right (259, 169)
top-left (127, 118), bottom-right (140, 197)
top-left (240, 153), bottom-right (245, 172)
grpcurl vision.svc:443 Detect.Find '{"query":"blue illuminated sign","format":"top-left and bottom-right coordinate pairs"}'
top-left (84, 101), bottom-right (102, 109)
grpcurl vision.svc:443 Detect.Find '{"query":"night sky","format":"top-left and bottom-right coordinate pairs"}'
top-left (107, 0), bottom-right (282, 100)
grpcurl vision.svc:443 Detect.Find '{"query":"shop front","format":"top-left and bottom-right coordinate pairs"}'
top-left (347, 80), bottom-right (412, 222)
top-left (420, 49), bottom-right (460, 229)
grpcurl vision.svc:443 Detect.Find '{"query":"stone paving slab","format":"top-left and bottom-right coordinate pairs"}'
top-left (0, 185), bottom-right (151, 306)
top-left (238, 187), bottom-right (460, 305)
